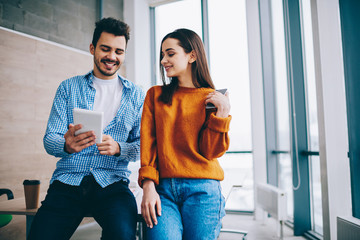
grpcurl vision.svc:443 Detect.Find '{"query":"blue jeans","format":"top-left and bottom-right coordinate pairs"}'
top-left (28, 175), bottom-right (138, 240)
top-left (146, 178), bottom-right (225, 240)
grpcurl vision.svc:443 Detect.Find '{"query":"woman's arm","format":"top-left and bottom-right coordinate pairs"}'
top-left (138, 88), bottom-right (162, 228)
top-left (141, 179), bottom-right (162, 228)
top-left (200, 91), bottom-right (232, 159)
top-left (138, 89), bottom-right (160, 186)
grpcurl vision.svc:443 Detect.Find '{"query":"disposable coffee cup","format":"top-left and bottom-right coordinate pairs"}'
top-left (23, 180), bottom-right (41, 209)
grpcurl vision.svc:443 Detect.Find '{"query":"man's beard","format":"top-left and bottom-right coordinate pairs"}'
top-left (94, 58), bottom-right (121, 76)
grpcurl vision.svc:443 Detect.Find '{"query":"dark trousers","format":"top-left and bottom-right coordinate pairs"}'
top-left (28, 175), bottom-right (138, 240)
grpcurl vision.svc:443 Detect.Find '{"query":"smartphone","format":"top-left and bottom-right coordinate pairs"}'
top-left (205, 88), bottom-right (227, 109)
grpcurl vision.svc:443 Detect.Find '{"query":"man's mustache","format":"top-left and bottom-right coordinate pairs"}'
top-left (101, 59), bottom-right (120, 65)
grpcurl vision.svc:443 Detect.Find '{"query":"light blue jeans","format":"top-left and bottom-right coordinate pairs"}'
top-left (146, 178), bottom-right (225, 240)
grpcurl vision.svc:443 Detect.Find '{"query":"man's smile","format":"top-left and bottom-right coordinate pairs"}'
top-left (101, 59), bottom-right (119, 69)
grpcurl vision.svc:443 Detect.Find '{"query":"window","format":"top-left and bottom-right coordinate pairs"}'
top-left (208, 0), bottom-right (253, 211)
top-left (261, 0), bottom-right (323, 236)
top-left (271, 0), bottom-right (294, 220)
top-left (300, 0), bottom-right (323, 234)
top-left (153, 0), bottom-right (202, 85)
top-left (152, 0), bottom-right (254, 212)
top-left (339, 0), bottom-right (360, 220)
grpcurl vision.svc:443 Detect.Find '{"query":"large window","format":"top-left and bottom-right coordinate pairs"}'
top-left (260, 0), bottom-right (323, 237)
top-left (207, 0), bottom-right (251, 151)
top-left (207, 0), bottom-right (253, 212)
top-left (152, 0), bottom-right (253, 212)
top-left (153, 0), bottom-right (202, 85)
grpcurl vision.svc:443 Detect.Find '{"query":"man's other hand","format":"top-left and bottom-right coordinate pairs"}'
top-left (96, 135), bottom-right (120, 156)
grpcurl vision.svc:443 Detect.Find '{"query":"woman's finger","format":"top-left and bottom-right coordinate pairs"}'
top-left (156, 197), bottom-right (162, 216)
top-left (144, 203), bottom-right (153, 228)
top-left (149, 202), bottom-right (158, 226)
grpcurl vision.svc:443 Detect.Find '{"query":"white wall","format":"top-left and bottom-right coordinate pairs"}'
top-left (314, 0), bottom-right (352, 239)
top-left (124, 0), bottom-right (152, 91)
top-left (0, 26), bottom-right (93, 239)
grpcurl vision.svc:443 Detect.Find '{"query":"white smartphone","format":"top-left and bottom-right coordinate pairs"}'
top-left (206, 88), bottom-right (227, 109)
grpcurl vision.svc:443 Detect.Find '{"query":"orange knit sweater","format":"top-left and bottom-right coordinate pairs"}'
top-left (138, 86), bottom-right (231, 186)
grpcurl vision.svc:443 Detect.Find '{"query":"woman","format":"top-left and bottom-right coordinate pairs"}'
top-left (138, 28), bottom-right (231, 240)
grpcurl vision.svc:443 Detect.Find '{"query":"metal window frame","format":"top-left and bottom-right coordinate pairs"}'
top-left (339, 0), bottom-right (360, 219)
top-left (258, 0), bottom-right (314, 236)
top-left (282, 0), bottom-right (312, 235)
top-left (150, 7), bottom-right (157, 86)
top-left (258, 0), bottom-right (279, 187)
top-left (201, 0), bottom-right (210, 65)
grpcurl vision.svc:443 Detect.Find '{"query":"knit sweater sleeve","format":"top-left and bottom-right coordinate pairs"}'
top-left (199, 112), bottom-right (232, 159)
top-left (138, 88), bottom-right (159, 187)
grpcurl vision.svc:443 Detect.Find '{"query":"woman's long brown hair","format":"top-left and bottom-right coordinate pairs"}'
top-left (159, 28), bottom-right (215, 104)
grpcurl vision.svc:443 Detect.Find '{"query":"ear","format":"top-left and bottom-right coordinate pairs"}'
top-left (89, 43), bottom-right (95, 55)
top-left (189, 51), bottom-right (196, 63)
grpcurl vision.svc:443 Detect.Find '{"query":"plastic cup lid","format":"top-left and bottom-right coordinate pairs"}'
top-left (23, 180), bottom-right (41, 185)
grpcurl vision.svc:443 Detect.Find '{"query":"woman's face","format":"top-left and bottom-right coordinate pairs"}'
top-left (160, 38), bottom-right (194, 80)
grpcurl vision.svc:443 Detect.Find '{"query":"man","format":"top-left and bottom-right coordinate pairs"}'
top-left (28, 18), bottom-right (145, 240)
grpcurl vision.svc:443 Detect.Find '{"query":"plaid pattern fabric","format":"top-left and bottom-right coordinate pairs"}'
top-left (44, 71), bottom-right (145, 188)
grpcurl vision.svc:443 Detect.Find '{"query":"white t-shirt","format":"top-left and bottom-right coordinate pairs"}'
top-left (93, 76), bottom-right (123, 129)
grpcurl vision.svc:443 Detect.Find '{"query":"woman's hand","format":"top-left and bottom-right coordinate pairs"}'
top-left (141, 180), bottom-right (161, 228)
top-left (205, 90), bottom-right (231, 118)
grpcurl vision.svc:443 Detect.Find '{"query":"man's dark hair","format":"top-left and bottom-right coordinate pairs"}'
top-left (92, 17), bottom-right (130, 47)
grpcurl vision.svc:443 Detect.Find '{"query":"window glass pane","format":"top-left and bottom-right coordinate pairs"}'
top-left (279, 154), bottom-right (294, 220)
top-left (301, 0), bottom-right (319, 152)
top-left (208, 0), bottom-right (253, 211)
top-left (221, 153), bottom-right (254, 211)
top-left (301, 0), bottom-right (323, 234)
top-left (272, 0), bottom-right (290, 151)
top-left (310, 156), bottom-right (323, 234)
top-left (208, 0), bottom-right (251, 151)
top-left (154, 0), bottom-right (202, 85)
top-left (271, 0), bottom-right (293, 220)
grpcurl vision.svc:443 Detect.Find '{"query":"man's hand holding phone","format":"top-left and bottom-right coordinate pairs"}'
top-left (64, 124), bottom-right (96, 154)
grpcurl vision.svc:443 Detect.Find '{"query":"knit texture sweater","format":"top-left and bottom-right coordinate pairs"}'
top-left (138, 85), bottom-right (232, 186)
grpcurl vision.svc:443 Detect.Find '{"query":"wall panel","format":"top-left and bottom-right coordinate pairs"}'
top-left (0, 27), bottom-right (92, 239)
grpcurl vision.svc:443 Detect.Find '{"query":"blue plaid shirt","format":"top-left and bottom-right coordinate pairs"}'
top-left (44, 71), bottom-right (145, 188)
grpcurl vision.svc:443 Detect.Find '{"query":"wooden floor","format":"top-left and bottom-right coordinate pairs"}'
top-left (70, 213), bottom-right (307, 240)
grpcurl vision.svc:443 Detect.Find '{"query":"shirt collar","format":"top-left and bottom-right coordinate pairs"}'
top-left (85, 71), bottom-right (131, 89)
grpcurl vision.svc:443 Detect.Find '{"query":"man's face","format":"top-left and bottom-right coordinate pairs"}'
top-left (90, 32), bottom-right (126, 80)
